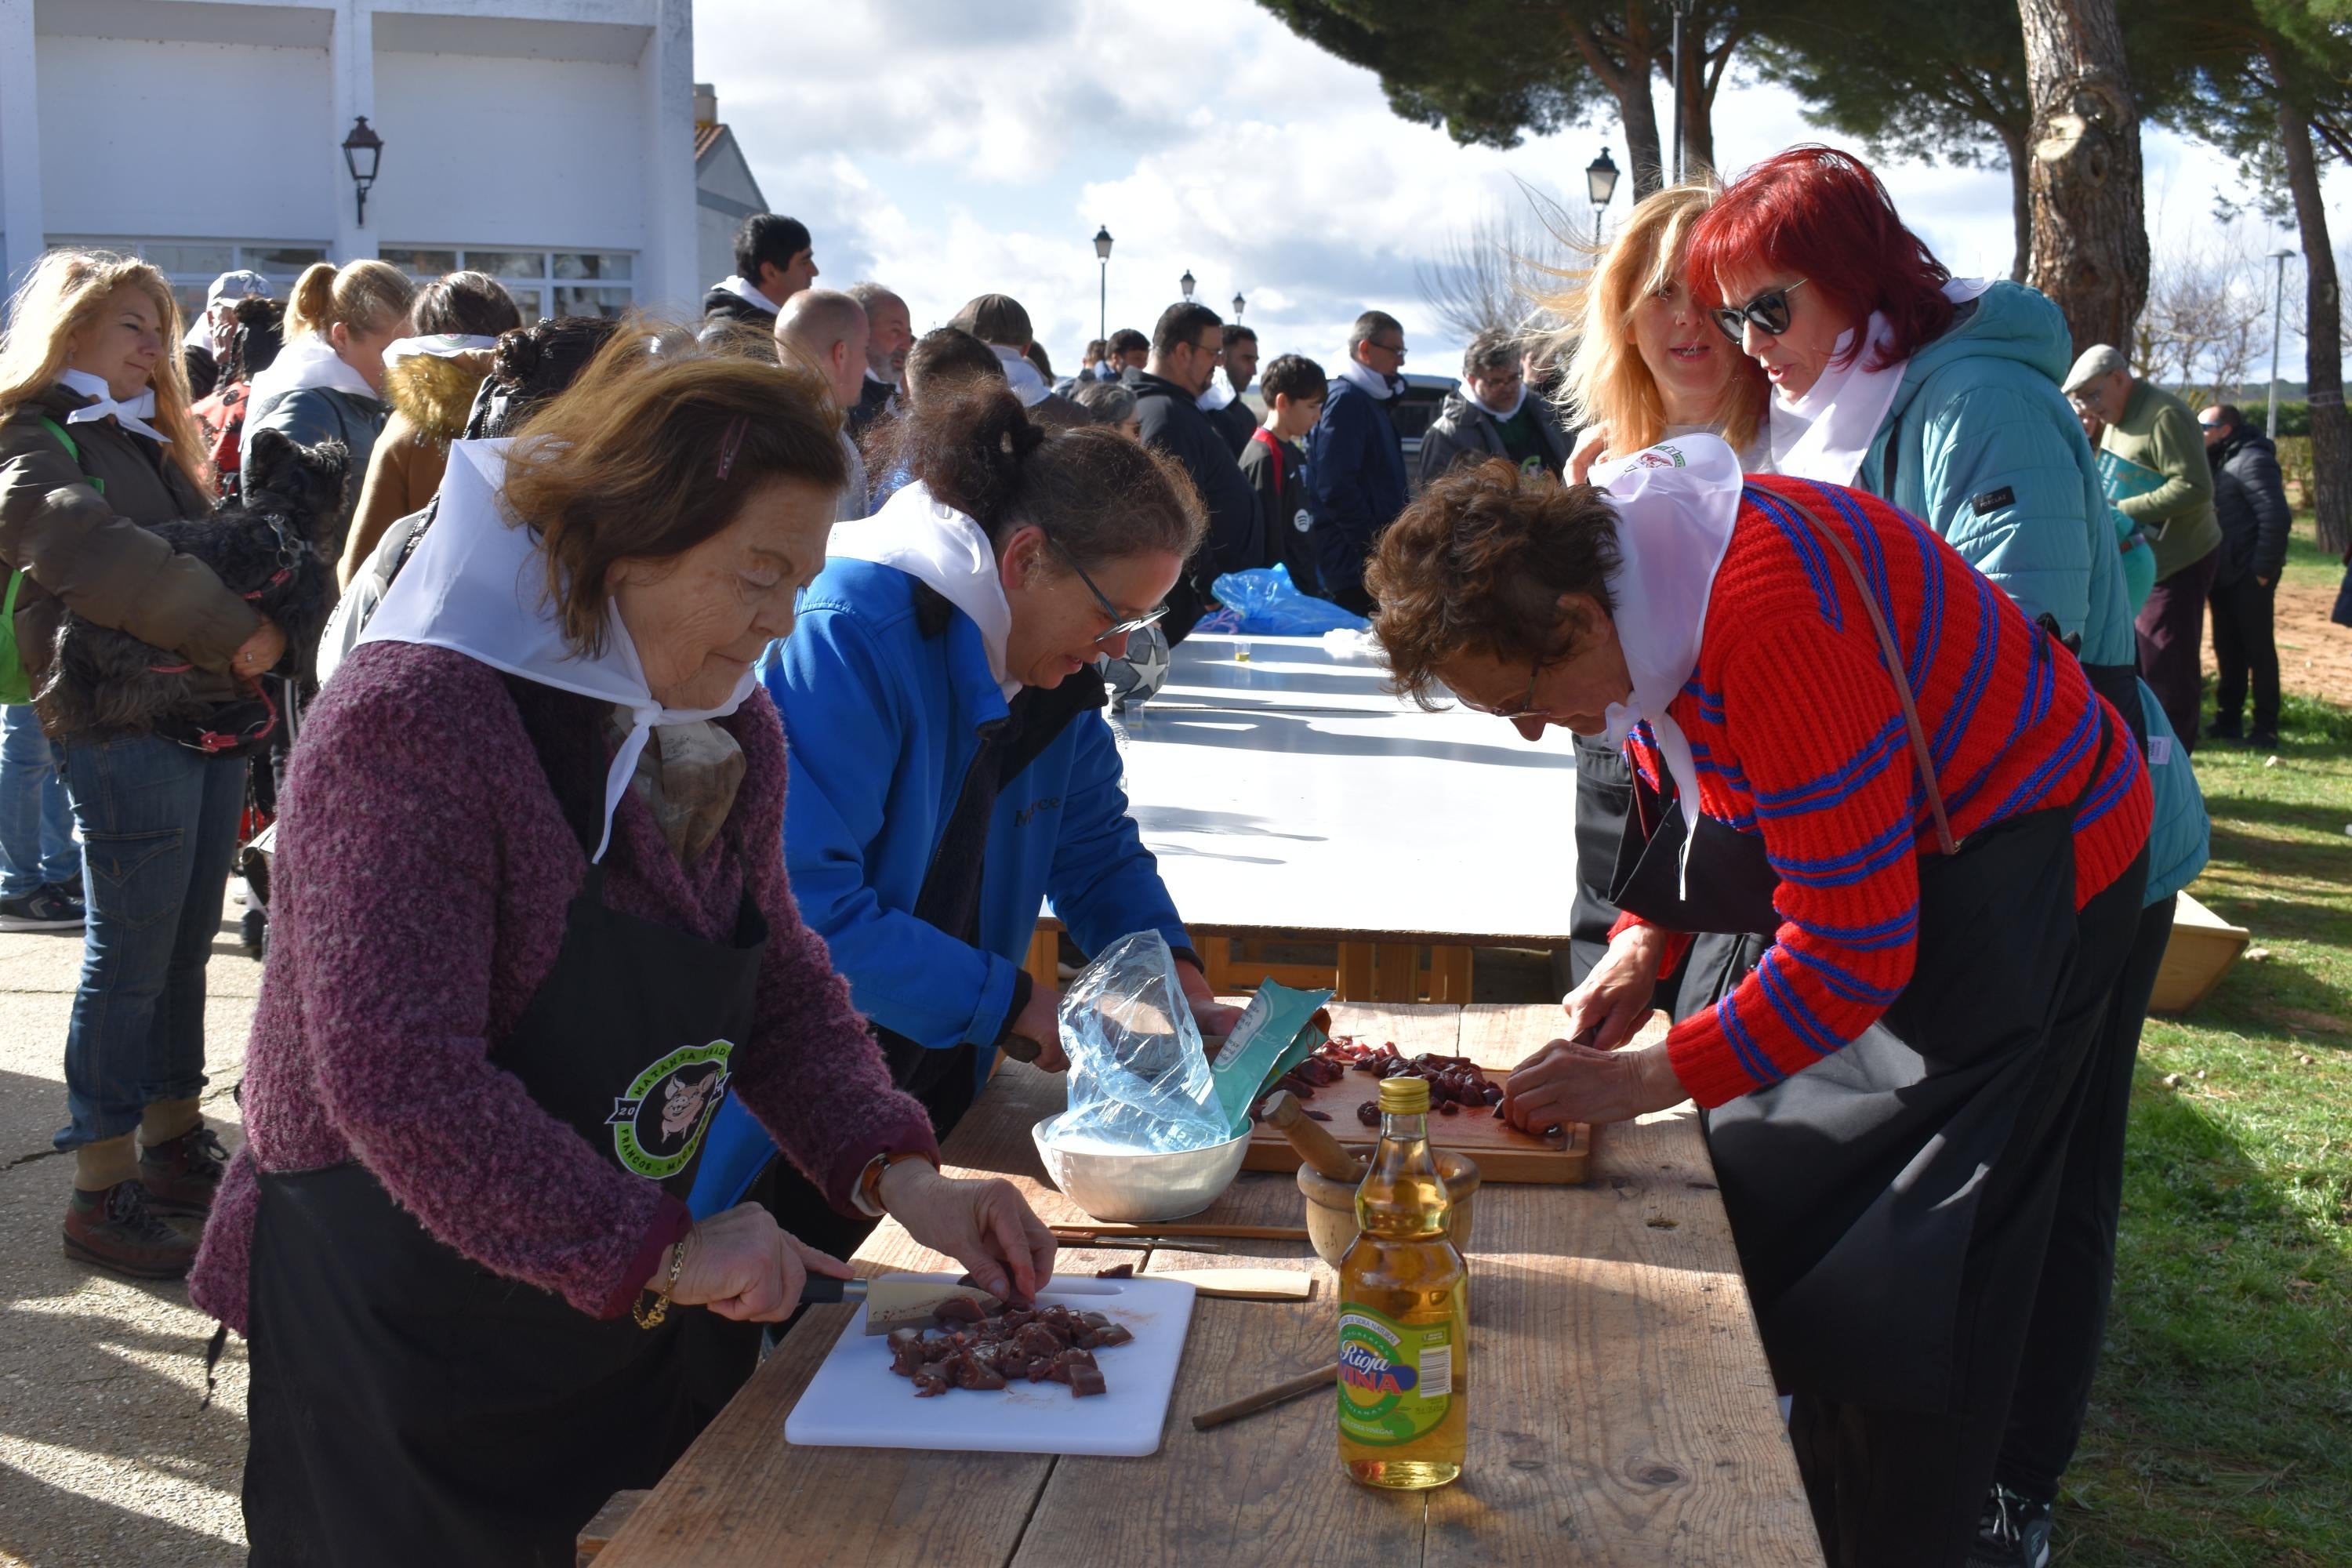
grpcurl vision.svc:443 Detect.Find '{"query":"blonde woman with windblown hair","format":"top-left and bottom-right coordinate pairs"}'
top-left (240, 258), bottom-right (414, 508)
top-left (1542, 180), bottom-right (1768, 481)
top-left (0, 249), bottom-right (289, 1279)
top-left (1530, 184), bottom-right (1769, 1025)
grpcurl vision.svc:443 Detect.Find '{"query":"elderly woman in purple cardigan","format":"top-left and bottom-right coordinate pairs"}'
top-left (189, 334), bottom-right (1058, 1567)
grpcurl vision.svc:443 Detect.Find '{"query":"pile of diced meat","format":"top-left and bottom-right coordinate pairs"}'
top-left (884, 1296), bottom-right (1135, 1399)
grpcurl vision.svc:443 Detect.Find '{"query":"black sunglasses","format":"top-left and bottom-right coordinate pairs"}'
top-left (1046, 535), bottom-right (1167, 641)
top-left (1710, 278), bottom-right (1810, 344)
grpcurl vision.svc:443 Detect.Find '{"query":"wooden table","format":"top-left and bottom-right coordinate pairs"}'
top-left (593, 1004), bottom-right (1824, 1568)
top-left (1022, 634), bottom-right (1586, 1004)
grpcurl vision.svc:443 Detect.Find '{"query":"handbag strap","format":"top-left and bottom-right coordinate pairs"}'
top-left (1771, 491), bottom-right (1958, 857)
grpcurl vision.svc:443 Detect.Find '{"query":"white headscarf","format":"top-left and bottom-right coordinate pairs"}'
top-left (990, 343), bottom-right (1051, 409)
top-left (826, 480), bottom-right (1018, 699)
top-left (1766, 278), bottom-right (1994, 484)
top-left (1588, 433), bottom-right (1747, 892)
top-left (246, 329), bottom-right (379, 412)
top-left (383, 333), bottom-right (500, 369)
top-left (356, 439), bottom-right (760, 863)
top-left (58, 368), bottom-right (169, 445)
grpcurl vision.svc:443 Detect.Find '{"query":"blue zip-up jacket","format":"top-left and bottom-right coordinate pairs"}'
top-left (691, 557), bottom-right (1189, 1213)
top-left (1303, 374), bottom-right (1407, 612)
top-left (1860, 280), bottom-right (2204, 906)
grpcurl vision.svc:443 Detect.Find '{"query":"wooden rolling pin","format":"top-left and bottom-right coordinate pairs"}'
top-left (1258, 1090), bottom-right (1366, 1183)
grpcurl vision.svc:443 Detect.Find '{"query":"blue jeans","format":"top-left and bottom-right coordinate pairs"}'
top-left (0, 703), bottom-right (75, 898)
top-left (52, 733), bottom-right (245, 1149)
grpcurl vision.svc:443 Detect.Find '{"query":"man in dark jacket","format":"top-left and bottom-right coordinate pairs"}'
top-left (1128, 303), bottom-right (1258, 643)
top-left (844, 281), bottom-right (909, 440)
top-left (1200, 325), bottom-right (1261, 456)
top-left (1417, 328), bottom-right (1568, 488)
top-left (1304, 310), bottom-right (1410, 615)
top-left (701, 212), bottom-right (817, 334)
top-left (2201, 403), bottom-right (2294, 747)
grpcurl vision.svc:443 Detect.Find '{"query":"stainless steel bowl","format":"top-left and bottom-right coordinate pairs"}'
top-left (1031, 1120), bottom-right (1252, 1223)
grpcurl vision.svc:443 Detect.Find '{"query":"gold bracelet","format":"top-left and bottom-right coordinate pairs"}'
top-left (634, 1231), bottom-right (690, 1330)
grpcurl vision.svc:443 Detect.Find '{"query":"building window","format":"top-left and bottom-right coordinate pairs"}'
top-left (46, 238), bottom-right (331, 321)
top-left (383, 247), bottom-right (635, 323)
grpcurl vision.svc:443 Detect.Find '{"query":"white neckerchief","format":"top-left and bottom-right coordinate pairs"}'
top-left (58, 368), bottom-right (168, 445)
top-left (247, 330), bottom-right (379, 412)
top-left (1767, 278), bottom-right (1994, 484)
top-left (383, 333), bottom-right (499, 370)
top-left (1588, 434), bottom-right (1747, 893)
top-left (1337, 358), bottom-right (1399, 401)
top-left (990, 343), bottom-right (1051, 408)
top-left (1196, 375), bottom-right (1238, 412)
top-left (713, 274), bottom-right (782, 314)
top-left (865, 368), bottom-right (896, 389)
top-left (825, 481), bottom-right (1018, 699)
top-left (1460, 377), bottom-right (1527, 421)
top-left (357, 439), bottom-right (760, 864)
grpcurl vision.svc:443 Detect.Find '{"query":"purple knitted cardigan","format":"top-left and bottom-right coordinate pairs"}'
top-left (189, 640), bottom-right (937, 1334)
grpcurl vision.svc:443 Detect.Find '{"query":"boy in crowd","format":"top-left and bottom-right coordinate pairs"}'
top-left (1240, 354), bottom-right (1327, 595)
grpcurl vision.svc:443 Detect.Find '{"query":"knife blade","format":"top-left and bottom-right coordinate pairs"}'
top-left (804, 1275), bottom-right (1127, 1334)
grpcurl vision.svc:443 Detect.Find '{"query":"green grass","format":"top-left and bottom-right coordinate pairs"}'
top-left (2060, 683), bottom-right (2352, 1566)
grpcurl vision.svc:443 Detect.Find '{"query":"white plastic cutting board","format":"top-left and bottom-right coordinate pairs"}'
top-left (784, 1272), bottom-right (1197, 1457)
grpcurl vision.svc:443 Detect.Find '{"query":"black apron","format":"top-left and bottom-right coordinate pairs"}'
top-left (1610, 494), bottom-right (2127, 1415)
top-left (245, 851), bottom-right (770, 1566)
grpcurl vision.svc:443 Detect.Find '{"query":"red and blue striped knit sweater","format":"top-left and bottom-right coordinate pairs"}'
top-left (1613, 476), bottom-right (2151, 1109)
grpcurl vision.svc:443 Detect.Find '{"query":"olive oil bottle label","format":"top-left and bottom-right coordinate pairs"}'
top-left (1338, 1304), bottom-right (1452, 1446)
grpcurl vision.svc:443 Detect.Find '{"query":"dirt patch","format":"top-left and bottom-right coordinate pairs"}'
top-left (2202, 575), bottom-right (2350, 710)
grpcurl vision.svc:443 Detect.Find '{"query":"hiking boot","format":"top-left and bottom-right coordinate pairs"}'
top-left (63, 1181), bottom-right (196, 1279)
top-left (0, 884), bottom-right (84, 931)
top-left (1965, 1483), bottom-right (2053, 1568)
top-left (138, 1123), bottom-right (230, 1217)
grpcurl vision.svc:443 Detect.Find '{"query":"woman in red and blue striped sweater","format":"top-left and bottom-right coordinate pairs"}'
top-left (1366, 438), bottom-right (2149, 1568)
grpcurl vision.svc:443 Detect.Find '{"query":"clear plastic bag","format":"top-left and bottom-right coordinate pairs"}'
top-left (1036, 931), bottom-right (1231, 1154)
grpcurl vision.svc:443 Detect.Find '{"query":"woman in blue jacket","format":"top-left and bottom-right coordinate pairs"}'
top-left (695, 381), bottom-right (1243, 1221)
top-left (1688, 144), bottom-right (2207, 1568)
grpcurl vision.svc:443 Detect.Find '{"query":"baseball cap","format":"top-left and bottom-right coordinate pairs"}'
top-left (205, 270), bottom-right (271, 307)
top-left (2062, 343), bottom-right (2127, 395)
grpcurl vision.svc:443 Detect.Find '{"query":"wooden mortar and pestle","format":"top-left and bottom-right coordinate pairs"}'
top-left (1258, 1091), bottom-right (1480, 1266)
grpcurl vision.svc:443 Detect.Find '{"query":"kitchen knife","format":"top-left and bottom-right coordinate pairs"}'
top-left (803, 1275), bottom-right (1125, 1334)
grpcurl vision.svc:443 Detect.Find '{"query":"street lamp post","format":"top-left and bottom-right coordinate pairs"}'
top-left (1180, 268), bottom-right (1196, 303)
top-left (1232, 291), bottom-right (1245, 322)
top-left (1585, 147), bottom-right (1620, 245)
top-left (342, 116), bottom-right (384, 228)
top-left (2268, 247), bottom-right (2298, 440)
top-left (1094, 226), bottom-right (1113, 345)
top-left (1671, 0), bottom-right (1694, 181)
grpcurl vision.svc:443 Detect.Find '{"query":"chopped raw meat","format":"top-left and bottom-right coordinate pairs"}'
top-left (1094, 1263), bottom-right (1134, 1279)
top-left (931, 1295), bottom-right (986, 1329)
top-left (1069, 1363), bottom-right (1107, 1397)
top-left (1091, 1323), bottom-right (1134, 1348)
top-left (881, 1294), bottom-right (1136, 1399)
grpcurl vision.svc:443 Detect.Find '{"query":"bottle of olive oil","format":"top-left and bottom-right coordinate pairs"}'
top-left (1338, 1075), bottom-right (1467, 1488)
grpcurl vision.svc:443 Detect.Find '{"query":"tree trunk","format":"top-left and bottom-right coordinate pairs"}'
top-left (1998, 121), bottom-right (2030, 283)
top-left (2019, 0), bottom-right (2148, 353)
top-left (2273, 60), bottom-right (2350, 555)
top-left (1566, 19), bottom-right (1665, 200)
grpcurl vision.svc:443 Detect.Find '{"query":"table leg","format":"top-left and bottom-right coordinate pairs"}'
top-left (1374, 942), bottom-right (1419, 1003)
top-left (1336, 942), bottom-right (1374, 1000)
top-left (1430, 945), bottom-right (1475, 1004)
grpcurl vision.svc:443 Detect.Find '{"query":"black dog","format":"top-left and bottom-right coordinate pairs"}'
top-left (35, 428), bottom-right (350, 747)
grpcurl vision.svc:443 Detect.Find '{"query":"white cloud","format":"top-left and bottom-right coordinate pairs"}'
top-left (696, 0), bottom-right (2336, 377)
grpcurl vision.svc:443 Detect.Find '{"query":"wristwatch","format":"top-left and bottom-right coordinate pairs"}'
top-left (851, 1149), bottom-right (936, 1219)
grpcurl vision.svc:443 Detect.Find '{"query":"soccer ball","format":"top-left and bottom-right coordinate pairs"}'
top-left (1100, 623), bottom-right (1171, 711)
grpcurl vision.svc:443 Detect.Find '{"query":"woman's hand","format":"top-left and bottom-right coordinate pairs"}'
top-left (1008, 982), bottom-right (1069, 1073)
top-left (1503, 1039), bottom-right (1686, 1131)
top-left (1567, 423), bottom-right (1611, 485)
top-left (879, 1159), bottom-right (1058, 1303)
top-left (233, 619), bottom-right (287, 681)
top-left (656, 1203), bottom-right (853, 1323)
top-left (1176, 957), bottom-right (1247, 1042)
top-left (1563, 924), bottom-right (1668, 1052)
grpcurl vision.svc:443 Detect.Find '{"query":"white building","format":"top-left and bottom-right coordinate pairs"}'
top-left (0, 0), bottom-right (703, 321)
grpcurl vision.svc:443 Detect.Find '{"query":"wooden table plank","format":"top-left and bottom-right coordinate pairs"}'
top-left (599, 1004), bottom-right (1820, 1568)
top-left (1422, 1007), bottom-right (1819, 1566)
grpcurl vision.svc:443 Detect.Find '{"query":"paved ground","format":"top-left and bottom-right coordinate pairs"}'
top-left (0, 891), bottom-right (255, 1568)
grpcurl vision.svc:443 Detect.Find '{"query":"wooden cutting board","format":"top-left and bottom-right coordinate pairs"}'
top-left (1240, 1069), bottom-right (1592, 1184)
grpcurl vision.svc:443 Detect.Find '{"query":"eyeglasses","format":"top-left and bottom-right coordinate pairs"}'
top-left (1367, 339), bottom-right (1407, 361)
top-left (1456, 653), bottom-right (1552, 720)
top-left (1709, 278), bottom-right (1810, 344)
top-left (1046, 535), bottom-right (1168, 641)
top-left (2197, 419), bottom-right (2224, 430)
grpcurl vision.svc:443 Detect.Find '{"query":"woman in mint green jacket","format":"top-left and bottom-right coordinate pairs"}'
top-left (1689, 144), bottom-right (2205, 1568)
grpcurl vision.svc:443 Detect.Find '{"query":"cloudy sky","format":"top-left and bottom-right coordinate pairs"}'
top-left (694, 0), bottom-right (2338, 379)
